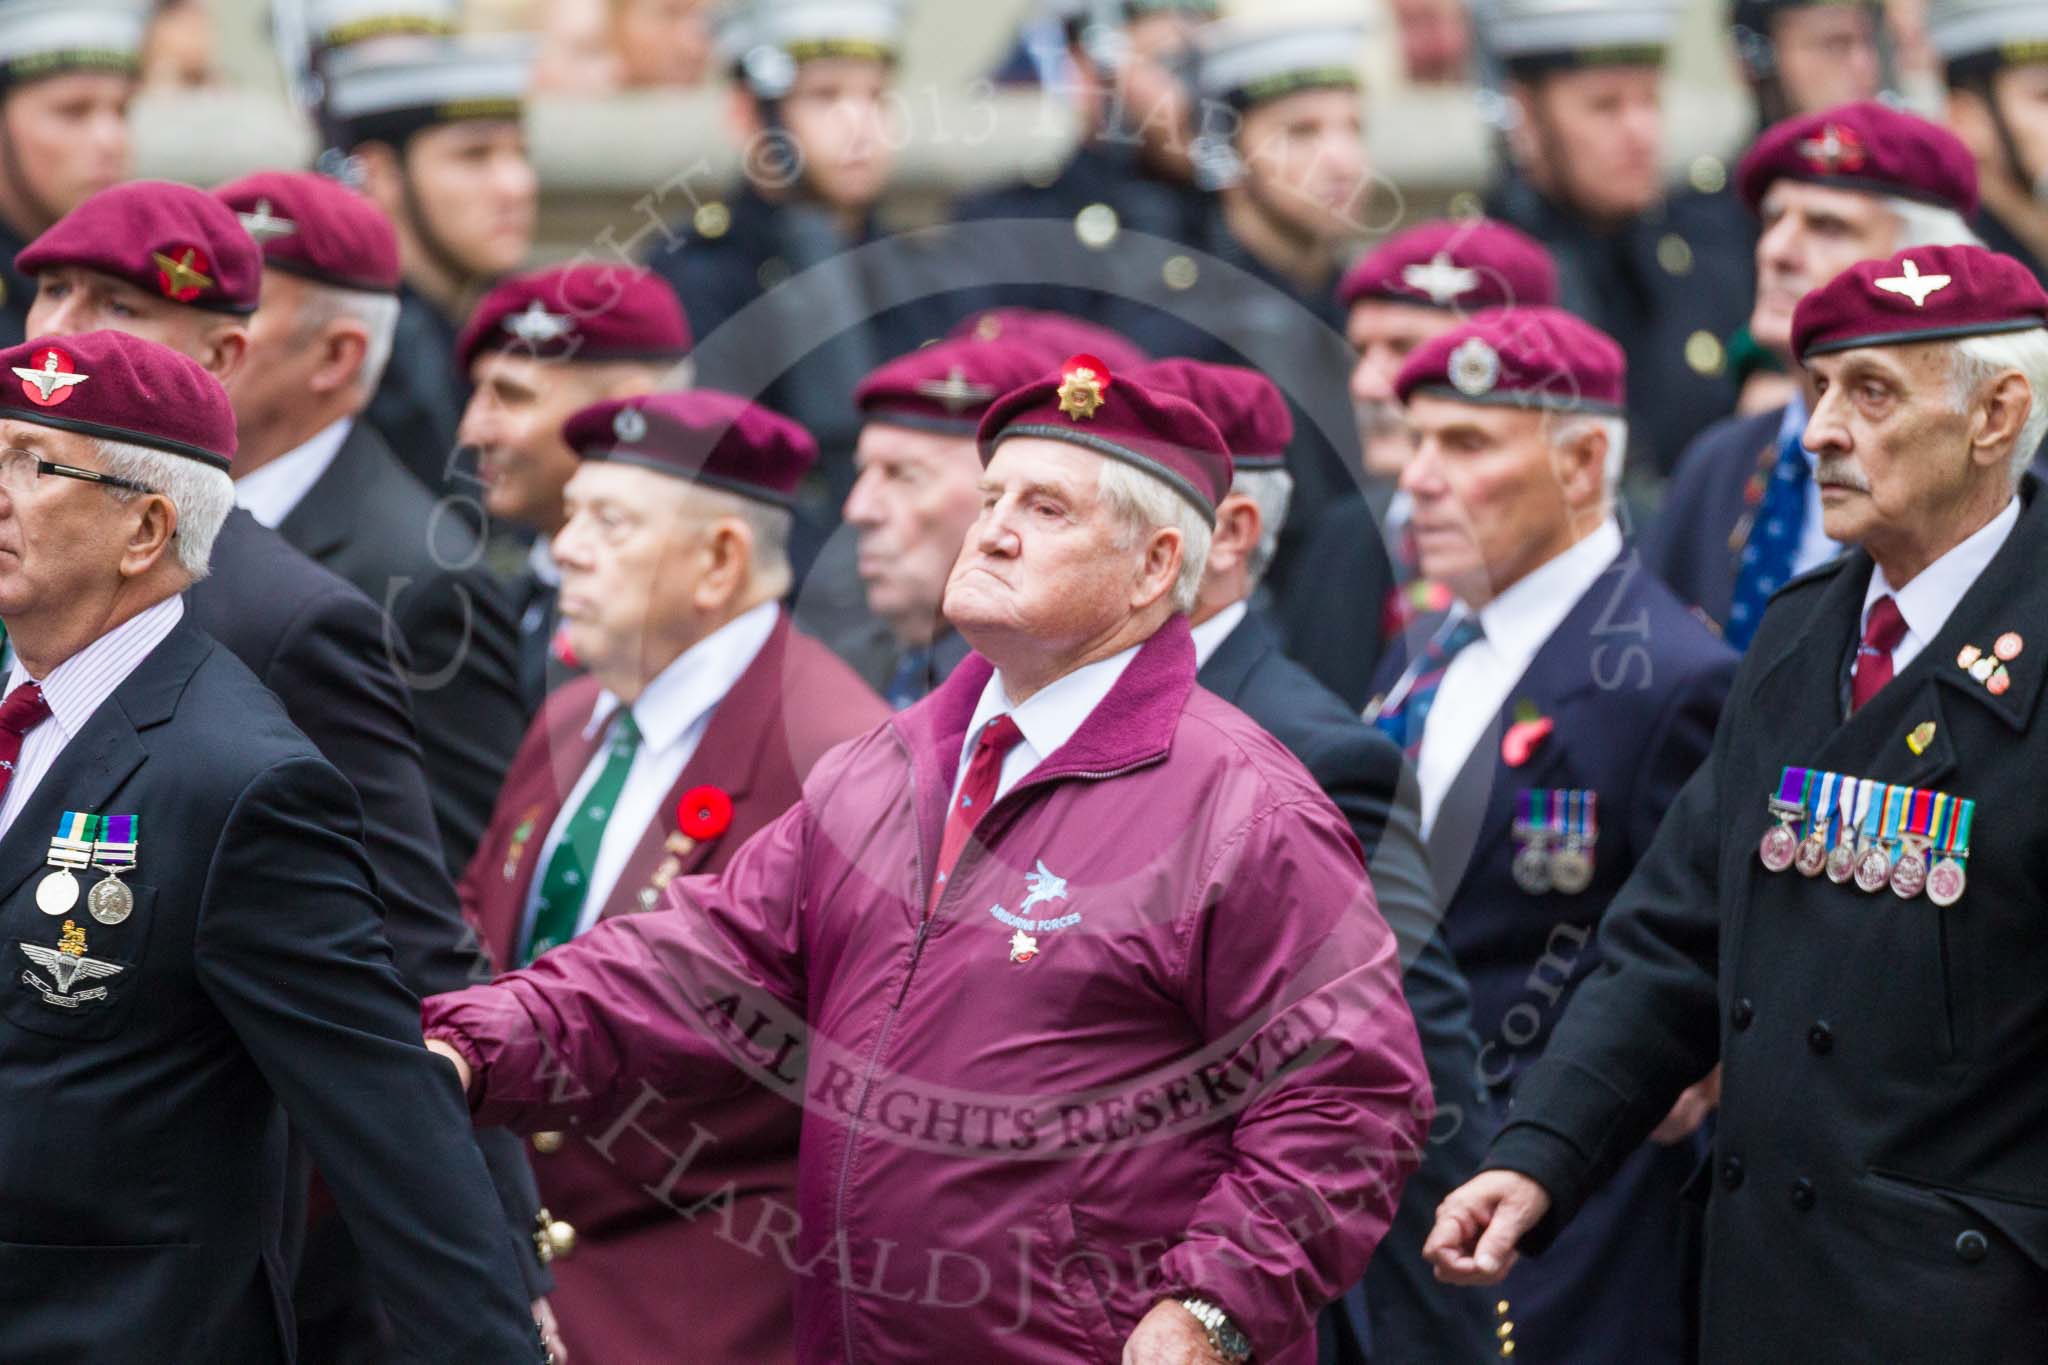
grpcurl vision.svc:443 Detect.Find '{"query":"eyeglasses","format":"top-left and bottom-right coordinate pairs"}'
top-left (0, 447), bottom-right (153, 495)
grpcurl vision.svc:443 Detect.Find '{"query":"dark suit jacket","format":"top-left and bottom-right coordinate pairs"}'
top-left (366, 283), bottom-right (467, 498)
top-left (184, 512), bottom-right (547, 1317)
top-left (277, 420), bottom-right (525, 878)
top-left (1277, 494), bottom-right (1396, 713)
top-left (1642, 407), bottom-right (1782, 632)
top-left (1492, 485), bottom-right (2048, 1364)
top-left (1376, 544), bottom-right (1736, 1365)
top-left (1196, 609), bottom-right (1498, 1363)
top-left (0, 619), bottom-right (542, 1365)
top-left (458, 610), bottom-right (889, 1365)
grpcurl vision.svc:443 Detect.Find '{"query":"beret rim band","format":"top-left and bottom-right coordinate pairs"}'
top-left (988, 422), bottom-right (1218, 522)
top-left (1798, 316), bottom-right (2048, 360)
top-left (4, 407), bottom-right (231, 471)
top-left (1747, 169), bottom-right (1972, 215)
top-left (1345, 286), bottom-right (1491, 312)
top-left (260, 254), bottom-right (399, 296)
top-left (466, 339), bottom-right (691, 368)
top-left (858, 408), bottom-right (981, 437)
top-left (576, 448), bottom-right (796, 509)
top-left (1405, 383), bottom-right (1625, 416)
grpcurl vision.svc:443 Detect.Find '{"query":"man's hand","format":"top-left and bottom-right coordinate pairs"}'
top-left (425, 1037), bottom-right (472, 1093)
top-left (1649, 1064), bottom-right (1721, 1146)
top-left (1123, 1299), bottom-right (1224, 1364)
top-left (1424, 1170), bottom-right (1553, 1285)
top-left (533, 1296), bottom-right (567, 1363)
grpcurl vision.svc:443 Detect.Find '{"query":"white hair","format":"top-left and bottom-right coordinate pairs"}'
top-left (1549, 413), bottom-right (1629, 500)
top-left (1094, 458), bottom-right (1214, 616)
top-left (1230, 467), bottom-right (1295, 588)
top-left (93, 437), bottom-right (235, 580)
top-left (682, 482), bottom-right (794, 598)
top-left (1950, 327), bottom-right (2048, 484)
top-left (295, 283), bottom-right (403, 395)
top-left (1884, 196), bottom-right (1983, 250)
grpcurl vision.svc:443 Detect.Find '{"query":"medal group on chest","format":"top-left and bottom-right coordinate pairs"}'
top-left (1510, 788), bottom-right (1598, 896)
top-left (1759, 767), bottom-right (1972, 905)
top-left (36, 810), bottom-right (137, 925)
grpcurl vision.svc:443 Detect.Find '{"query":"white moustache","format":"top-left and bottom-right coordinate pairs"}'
top-left (1814, 460), bottom-right (1869, 492)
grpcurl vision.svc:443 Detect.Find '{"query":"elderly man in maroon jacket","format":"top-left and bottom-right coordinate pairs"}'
top-left (453, 389), bottom-right (886, 1364)
top-left (426, 355), bottom-right (1431, 1365)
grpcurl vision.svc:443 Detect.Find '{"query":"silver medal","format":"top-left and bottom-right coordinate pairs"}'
top-left (36, 868), bottom-right (78, 916)
top-left (88, 875), bottom-right (133, 925)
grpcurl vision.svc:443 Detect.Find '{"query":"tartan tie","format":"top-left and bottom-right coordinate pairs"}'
top-left (524, 709), bottom-right (640, 963)
top-left (1374, 614), bottom-right (1485, 760)
top-left (931, 714), bottom-right (1023, 910)
top-left (1850, 595), bottom-right (1908, 713)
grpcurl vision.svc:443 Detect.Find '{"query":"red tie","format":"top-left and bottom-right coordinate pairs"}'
top-left (0, 681), bottom-right (51, 801)
top-left (931, 714), bottom-right (1024, 910)
top-left (1850, 595), bottom-right (1909, 713)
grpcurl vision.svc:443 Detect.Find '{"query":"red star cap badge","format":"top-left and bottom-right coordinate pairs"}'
top-left (152, 243), bottom-right (215, 303)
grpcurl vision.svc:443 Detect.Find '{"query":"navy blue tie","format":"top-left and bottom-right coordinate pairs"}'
top-left (1374, 615), bottom-right (1485, 760)
top-left (1726, 424), bottom-right (1810, 650)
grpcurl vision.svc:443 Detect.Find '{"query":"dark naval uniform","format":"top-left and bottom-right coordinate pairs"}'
top-left (1109, 202), bottom-right (1364, 605)
top-left (1491, 485), bottom-right (2048, 1362)
top-left (949, 141), bottom-right (1209, 324)
top-left (646, 184), bottom-right (960, 534)
top-left (1489, 174), bottom-right (1756, 479)
top-left (0, 213), bottom-right (31, 347)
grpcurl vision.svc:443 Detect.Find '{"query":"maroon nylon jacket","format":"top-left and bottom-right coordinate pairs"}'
top-left (427, 616), bottom-right (1431, 1363)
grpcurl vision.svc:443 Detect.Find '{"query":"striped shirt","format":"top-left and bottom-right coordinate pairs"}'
top-left (0, 595), bottom-right (185, 837)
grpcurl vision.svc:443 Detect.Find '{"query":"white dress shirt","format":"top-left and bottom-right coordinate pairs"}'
top-left (1188, 600), bottom-right (1249, 670)
top-left (518, 600), bottom-right (779, 945)
top-left (1860, 495), bottom-right (2018, 676)
top-left (956, 641), bottom-right (1142, 808)
top-left (0, 596), bottom-right (185, 837)
top-left (1415, 519), bottom-right (1625, 836)
top-left (233, 418), bottom-right (352, 529)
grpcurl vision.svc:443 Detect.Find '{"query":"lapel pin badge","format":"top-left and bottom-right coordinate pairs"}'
top-left (1906, 722), bottom-right (1936, 755)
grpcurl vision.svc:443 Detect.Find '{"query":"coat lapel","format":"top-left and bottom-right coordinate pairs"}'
top-left (0, 625), bottom-right (204, 906)
top-left (274, 423), bottom-right (369, 563)
top-left (1425, 550), bottom-right (1634, 899)
top-left (596, 615), bottom-right (793, 920)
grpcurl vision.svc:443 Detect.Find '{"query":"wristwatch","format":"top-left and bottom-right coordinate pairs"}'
top-left (1178, 1296), bottom-right (1252, 1364)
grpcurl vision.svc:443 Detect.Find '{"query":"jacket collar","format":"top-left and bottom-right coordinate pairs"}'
top-left (895, 616), bottom-right (1198, 850)
top-left (1748, 477), bottom-right (2048, 788)
top-left (278, 418), bottom-right (381, 560)
top-left (1194, 605), bottom-right (1282, 702)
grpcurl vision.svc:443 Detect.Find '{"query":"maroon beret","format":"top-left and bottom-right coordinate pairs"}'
top-left (1736, 101), bottom-right (1979, 218)
top-left (854, 337), bottom-right (1064, 437)
top-left (1131, 358), bottom-right (1292, 470)
top-left (948, 308), bottom-right (1150, 374)
top-left (1791, 245), bottom-right (2048, 361)
top-left (977, 354), bottom-right (1232, 519)
top-left (212, 170), bottom-right (399, 294)
top-left (1395, 306), bottom-right (1626, 414)
top-left (457, 264), bottom-right (692, 375)
top-left (1337, 219), bottom-right (1559, 313)
top-left (17, 181), bottom-right (262, 315)
top-left (0, 330), bottom-right (235, 470)
top-left (561, 390), bottom-right (814, 506)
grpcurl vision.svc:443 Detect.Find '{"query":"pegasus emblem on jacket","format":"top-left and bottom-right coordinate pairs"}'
top-left (1021, 860), bottom-right (1068, 912)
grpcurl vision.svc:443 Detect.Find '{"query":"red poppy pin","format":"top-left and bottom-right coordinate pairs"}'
top-left (678, 785), bottom-right (733, 841)
top-left (1502, 701), bottom-right (1553, 768)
